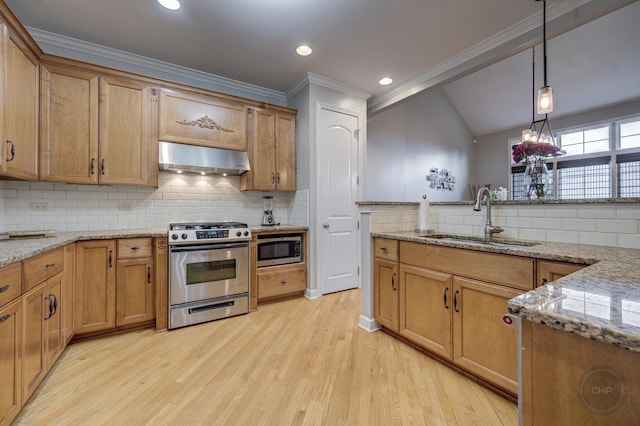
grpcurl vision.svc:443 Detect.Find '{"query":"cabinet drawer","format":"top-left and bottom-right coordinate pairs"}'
top-left (399, 241), bottom-right (534, 291)
top-left (0, 262), bottom-right (22, 308)
top-left (118, 238), bottom-right (153, 259)
top-left (23, 247), bottom-right (64, 292)
top-left (374, 238), bottom-right (398, 261)
top-left (258, 264), bottom-right (306, 300)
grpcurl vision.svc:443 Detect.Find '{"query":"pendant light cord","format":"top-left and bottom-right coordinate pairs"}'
top-left (542, 0), bottom-right (548, 87)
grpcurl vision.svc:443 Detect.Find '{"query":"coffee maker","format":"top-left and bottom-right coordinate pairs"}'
top-left (262, 196), bottom-right (276, 226)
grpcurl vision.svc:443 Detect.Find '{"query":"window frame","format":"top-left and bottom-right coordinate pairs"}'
top-left (509, 114), bottom-right (640, 200)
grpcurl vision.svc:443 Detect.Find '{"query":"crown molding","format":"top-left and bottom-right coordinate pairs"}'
top-left (367, 0), bottom-right (621, 115)
top-left (287, 72), bottom-right (370, 101)
top-left (27, 27), bottom-right (288, 106)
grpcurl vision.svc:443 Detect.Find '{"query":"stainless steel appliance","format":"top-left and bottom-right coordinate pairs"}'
top-left (168, 221), bottom-right (251, 329)
top-left (256, 233), bottom-right (302, 267)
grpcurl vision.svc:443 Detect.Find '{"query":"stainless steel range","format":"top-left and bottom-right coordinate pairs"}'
top-left (168, 221), bottom-right (251, 329)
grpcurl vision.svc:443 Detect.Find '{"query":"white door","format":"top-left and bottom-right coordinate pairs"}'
top-left (318, 107), bottom-right (360, 294)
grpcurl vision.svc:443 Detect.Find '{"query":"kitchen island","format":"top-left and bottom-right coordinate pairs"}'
top-left (369, 230), bottom-right (640, 424)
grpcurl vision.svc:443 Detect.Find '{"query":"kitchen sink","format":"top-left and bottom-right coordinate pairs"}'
top-left (424, 234), bottom-right (537, 249)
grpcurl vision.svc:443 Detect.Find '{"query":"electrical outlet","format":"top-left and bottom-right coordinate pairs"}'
top-left (118, 202), bottom-right (133, 211)
top-left (30, 202), bottom-right (49, 211)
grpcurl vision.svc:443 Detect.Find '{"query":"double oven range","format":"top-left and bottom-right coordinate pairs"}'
top-left (168, 221), bottom-right (251, 330)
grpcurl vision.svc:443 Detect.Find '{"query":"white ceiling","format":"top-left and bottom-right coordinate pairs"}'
top-left (4, 0), bottom-right (639, 135)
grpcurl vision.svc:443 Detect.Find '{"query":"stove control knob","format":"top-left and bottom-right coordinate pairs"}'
top-left (181, 233), bottom-right (188, 240)
top-left (171, 233), bottom-right (178, 240)
top-left (244, 231), bottom-right (249, 236)
top-left (236, 231), bottom-right (242, 237)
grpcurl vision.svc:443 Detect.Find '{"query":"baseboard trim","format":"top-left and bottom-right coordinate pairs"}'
top-left (305, 288), bottom-right (322, 300)
top-left (358, 315), bottom-right (381, 333)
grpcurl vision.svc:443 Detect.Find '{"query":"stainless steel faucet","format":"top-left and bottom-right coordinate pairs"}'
top-left (473, 187), bottom-right (504, 238)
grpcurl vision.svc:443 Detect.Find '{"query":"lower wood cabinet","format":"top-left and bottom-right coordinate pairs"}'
top-left (374, 258), bottom-right (399, 332)
top-left (75, 238), bottom-right (155, 336)
top-left (375, 238), bottom-right (530, 395)
top-left (257, 263), bottom-right (306, 301)
top-left (22, 271), bottom-right (65, 403)
top-left (74, 240), bottom-right (116, 334)
top-left (0, 298), bottom-right (22, 426)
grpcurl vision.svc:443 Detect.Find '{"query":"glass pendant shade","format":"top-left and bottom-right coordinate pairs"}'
top-left (537, 86), bottom-right (553, 114)
top-left (522, 129), bottom-right (532, 142)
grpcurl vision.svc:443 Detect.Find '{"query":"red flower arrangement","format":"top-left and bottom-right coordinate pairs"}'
top-left (512, 141), bottom-right (561, 164)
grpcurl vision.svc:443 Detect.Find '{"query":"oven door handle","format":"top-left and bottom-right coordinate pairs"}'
top-left (170, 242), bottom-right (249, 252)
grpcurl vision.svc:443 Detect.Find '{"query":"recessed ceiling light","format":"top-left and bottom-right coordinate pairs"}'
top-left (157, 0), bottom-right (180, 11)
top-left (379, 77), bottom-right (393, 86)
top-left (296, 45), bottom-right (312, 57)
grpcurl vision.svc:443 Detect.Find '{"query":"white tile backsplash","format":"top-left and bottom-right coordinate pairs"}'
top-left (367, 203), bottom-right (640, 249)
top-left (1, 172), bottom-right (309, 232)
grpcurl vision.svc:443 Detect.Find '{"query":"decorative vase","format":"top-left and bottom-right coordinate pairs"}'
top-left (523, 157), bottom-right (549, 199)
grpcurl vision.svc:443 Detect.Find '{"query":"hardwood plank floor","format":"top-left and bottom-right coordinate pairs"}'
top-left (15, 289), bottom-right (517, 425)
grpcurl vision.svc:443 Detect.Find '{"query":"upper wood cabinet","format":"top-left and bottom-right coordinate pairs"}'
top-left (241, 107), bottom-right (297, 192)
top-left (0, 21), bottom-right (39, 181)
top-left (159, 89), bottom-right (246, 150)
top-left (40, 64), bottom-right (158, 186)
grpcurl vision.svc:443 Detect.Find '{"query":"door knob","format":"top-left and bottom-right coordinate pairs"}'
top-left (323, 223), bottom-right (330, 228)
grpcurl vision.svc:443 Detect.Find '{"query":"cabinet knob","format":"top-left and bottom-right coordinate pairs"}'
top-left (281, 280), bottom-right (287, 285)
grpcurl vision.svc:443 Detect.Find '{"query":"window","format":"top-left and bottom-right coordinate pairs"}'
top-left (510, 116), bottom-right (640, 200)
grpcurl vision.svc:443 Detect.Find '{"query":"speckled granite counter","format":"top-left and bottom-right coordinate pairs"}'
top-left (370, 231), bottom-right (640, 352)
top-left (0, 225), bottom-right (309, 267)
top-left (0, 229), bottom-right (167, 268)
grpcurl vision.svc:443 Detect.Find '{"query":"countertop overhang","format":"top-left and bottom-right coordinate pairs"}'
top-left (371, 231), bottom-right (640, 352)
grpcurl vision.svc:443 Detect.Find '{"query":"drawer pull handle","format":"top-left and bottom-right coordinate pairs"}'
top-left (281, 280), bottom-right (287, 285)
top-left (391, 272), bottom-right (396, 291)
top-left (147, 267), bottom-right (151, 284)
top-left (109, 250), bottom-right (113, 267)
top-left (0, 314), bottom-right (10, 322)
top-left (0, 284), bottom-right (9, 293)
top-left (380, 247), bottom-right (387, 252)
top-left (131, 246), bottom-right (140, 250)
top-left (90, 158), bottom-right (95, 174)
top-left (454, 290), bottom-right (460, 313)
top-left (45, 263), bottom-right (55, 268)
top-left (101, 159), bottom-right (106, 175)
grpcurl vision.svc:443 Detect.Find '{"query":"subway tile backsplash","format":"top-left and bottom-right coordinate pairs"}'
top-left (369, 203), bottom-right (640, 249)
top-left (1, 172), bottom-right (308, 232)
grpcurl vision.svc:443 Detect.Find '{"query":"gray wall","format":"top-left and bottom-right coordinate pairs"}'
top-left (366, 88), bottom-right (474, 202)
top-left (474, 98), bottom-right (640, 189)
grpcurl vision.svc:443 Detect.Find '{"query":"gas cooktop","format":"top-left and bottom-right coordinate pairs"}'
top-left (168, 221), bottom-right (251, 244)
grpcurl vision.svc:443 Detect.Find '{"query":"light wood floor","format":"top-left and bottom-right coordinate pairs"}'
top-left (16, 289), bottom-right (517, 425)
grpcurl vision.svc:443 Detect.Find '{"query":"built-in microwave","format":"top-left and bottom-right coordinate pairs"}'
top-left (256, 233), bottom-right (302, 267)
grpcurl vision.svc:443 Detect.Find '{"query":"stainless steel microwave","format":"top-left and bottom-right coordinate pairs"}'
top-left (256, 234), bottom-right (302, 267)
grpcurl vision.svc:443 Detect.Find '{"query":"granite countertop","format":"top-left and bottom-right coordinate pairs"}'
top-left (0, 225), bottom-right (309, 267)
top-left (371, 231), bottom-right (640, 352)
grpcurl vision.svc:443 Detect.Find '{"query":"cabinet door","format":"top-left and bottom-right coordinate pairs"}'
top-left (158, 89), bottom-right (246, 150)
top-left (99, 77), bottom-right (157, 186)
top-left (257, 263), bottom-right (306, 301)
top-left (452, 277), bottom-right (522, 394)
top-left (399, 265), bottom-right (453, 359)
top-left (62, 243), bottom-right (76, 344)
top-left (75, 240), bottom-right (116, 334)
top-left (244, 107), bottom-right (276, 191)
top-left (22, 284), bottom-right (46, 402)
top-left (537, 260), bottom-right (584, 287)
top-left (44, 273), bottom-right (64, 369)
top-left (374, 258), bottom-right (399, 332)
top-left (2, 24), bottom-right (39, 180)
top-left (116, 257), bottom-right (154, 326)
top-left (0, 298), bottom-right (22, 426)
top-left (40, 64), bottom-right (99, 184)
top-left (274, 112), bottom-right (296, 191)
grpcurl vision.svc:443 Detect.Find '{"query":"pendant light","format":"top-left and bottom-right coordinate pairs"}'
top-left (536, 0), bottom-right (553, 114)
